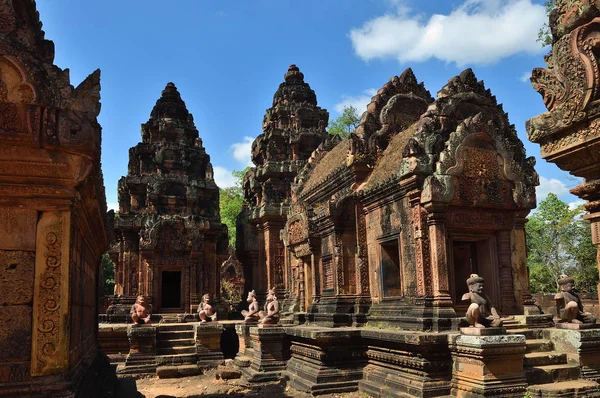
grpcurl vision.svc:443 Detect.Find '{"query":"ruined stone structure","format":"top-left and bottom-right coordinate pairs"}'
top-left (527, 0), bottom-right (600, 302)
top-left (0, 0), bottom-right (115, 395)
top-left (114, 83), bottom-right (228, 313)
top-left (282, 68), bottom-right (539, 330)
top-left (237, 64), bottom-right (329, 306)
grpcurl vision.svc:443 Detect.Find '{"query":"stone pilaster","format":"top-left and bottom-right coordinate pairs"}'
top-left (31, 211), bottom-right (71, 376)
top-left (427, 213), bottom-right (453, 308)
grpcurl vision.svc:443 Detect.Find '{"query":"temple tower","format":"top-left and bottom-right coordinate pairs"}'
top-left (114, 83), bottom-right (228, 313)
top-left (237, 65), bottom-right (329, 305)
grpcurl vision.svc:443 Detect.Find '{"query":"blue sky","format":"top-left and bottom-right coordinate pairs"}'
top-left (35, 0), bottom-right (582, 210)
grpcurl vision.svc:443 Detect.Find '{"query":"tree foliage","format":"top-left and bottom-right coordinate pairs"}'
top-left (327, 105), bottom-right (361, 138)
top-left (537, 0), bottom-right (555, 47)
top-left (220, 167), bottom-right (249, 247)
top-left (101, 253), bottom-right (115, 296)
top-left (526, 193), bottom-right (598, 293)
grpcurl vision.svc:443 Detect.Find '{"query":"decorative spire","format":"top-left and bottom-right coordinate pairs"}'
top-left (149, 82), bottom-right (189, 121)
top-left (284, 64), bottom-right (304, 83)
top-left (272, 64), bottom-right (317, 106)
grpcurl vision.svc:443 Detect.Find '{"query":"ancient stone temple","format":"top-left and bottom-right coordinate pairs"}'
top-left (527, 0), bottom-right (600, 300)
top-left (0, 0), bottom-right (115, 396)
top-left (282, 68), bottom-right (539, 329)
top-left (237, 65), bottom-right (329, 304)
top-left (113, 83), bottom-right (229, 313)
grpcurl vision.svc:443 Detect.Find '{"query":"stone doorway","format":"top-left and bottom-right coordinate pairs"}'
top-left (160, 270), bottom-right (182, 310)
top-left (380, 239), bottom-right (401, 298)
top-left (449, 235), bottom-right (499, 314)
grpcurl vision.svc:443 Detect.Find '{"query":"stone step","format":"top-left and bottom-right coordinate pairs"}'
top-left (526, 364), bottom-right (581, 385)
top-left (527, 380), bottom-right (600, 397)
top-left (157, 346), bottom-right (197, 355)
top-left (156, 353), bottom-right (198, 366)
top-left (157, 364), bottom-right (202, 379)
top-left (524, 352), bottom-right (568, 367)
top-left (157, 330), bottom-right (194, 340)
top-left (507, 328), bottom-right (544, 340)
top-left (156, 338), bottom-right (195, 348)
top-left (158, 324), bottom-right (195, 332)
top-left (526, 339), bottom-right (554, 353)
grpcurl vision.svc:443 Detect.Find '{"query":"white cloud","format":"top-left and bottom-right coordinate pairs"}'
top-left (213, 166), bottom-right (236, 188)
top-left (568, 199), bottom-right (586, 211)
top-left (536, 176), bottom-right (569, 200)
top-left (107, 202), bottom-right (119, 211)
top-left (334, 88), bottom-right (377, 114)
top-left (349, 0), bottom-right (546, 66)
top-left (231, 136), bottom-right (254, 167)
top-left (519, 71), bottom-right (532, 83)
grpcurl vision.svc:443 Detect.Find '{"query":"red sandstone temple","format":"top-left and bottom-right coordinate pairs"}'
top-left (112, 83), bottom-right (229, 314)
top-left (4, 0), bottom-right (600, 397)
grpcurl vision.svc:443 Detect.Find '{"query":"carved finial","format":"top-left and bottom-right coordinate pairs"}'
top-left (398, 68), bottom-right (417, 85)
top-left (284, 64), bottom-right (304, 83)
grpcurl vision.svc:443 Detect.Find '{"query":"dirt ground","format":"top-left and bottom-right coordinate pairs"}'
top-left (116, 368), bottom-right (366, 398)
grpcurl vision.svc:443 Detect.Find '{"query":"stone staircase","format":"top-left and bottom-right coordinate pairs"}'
top-left (156, 323), bottom-right (198, 366)
top-left (507, 328), bottom-right (600, 397)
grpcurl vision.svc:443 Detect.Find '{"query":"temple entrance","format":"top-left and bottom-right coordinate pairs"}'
top-left (160, 270), bottom-right (182, 310)
top-left (380, 239), bottom-right (401, 298)
top-left (450, 235), bottom-right (499, 314)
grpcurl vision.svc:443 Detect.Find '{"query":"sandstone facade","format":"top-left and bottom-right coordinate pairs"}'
top-left (114, 83), bottom-right (228, 313)
top-left (237, 64), bottom-right (329, 306)
top-left (281, 68), bottom-right (539, 329)
top-left (0, 0), bottom-right (114, 395)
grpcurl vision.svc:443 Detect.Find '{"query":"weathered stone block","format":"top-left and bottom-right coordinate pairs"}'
top-left (127, 325), bottom-right (156, 356)
top-left (0, 250), bottom-right (35, 305)
top-left (239, 325), bottom-right (289, 382)
top-left (216, 365), bottom-right (242, 380)
top-left (544, 328), bottom-right (600, 381)
top-left (0, 208), bottom-right (37, 251)
top-left (450, 333), bottom-right (527, 397)
top-left (194, 323), bottom-right (224, 368)
top-left (0, 306), bottom-right (32, 360)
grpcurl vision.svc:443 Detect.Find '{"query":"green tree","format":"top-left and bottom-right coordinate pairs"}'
top-left (101, 253), bottom-right (115, 295)
top-left (537, 0), bottom-right (555, 47)
top-left (526, 193), bottom-right (598, 293)
top-left (220, 167), bottom-right (249, 247)
top-left (328, 105), bottom-right (361, 138)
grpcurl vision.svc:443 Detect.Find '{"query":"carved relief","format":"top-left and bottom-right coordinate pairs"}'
top-left (0, 56), bottom-right (36, 104)
top-left (32, 212), bottom-right (67, 376)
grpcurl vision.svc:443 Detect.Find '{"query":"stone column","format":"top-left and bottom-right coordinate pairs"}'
top-left (256, 224), bottom-right (267, 292)
top-left (585, 212), bottom-right (600, 303)
top-left (354, 203), bottom-right (370, 295)
top-left (264, 220), bottom-right (285, 292)
top-left (511, 215), bottom-right (538, 314)
top-left (409, 191), bottom-right (429, 297)
top-left (497, 230), bottom-right (517, 314)
top-left (427, 212), bottom-right (452, 307)
top-left (122, 231), bottom-right (140, 296)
